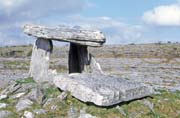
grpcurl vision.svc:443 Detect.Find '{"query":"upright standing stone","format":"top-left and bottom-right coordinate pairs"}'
top-left (69, 43), bottom-right (103, 74)
top-left (29, 38), bottom-right (53, 83)
top-left (68, 43), bottom-right (103, 74)
top-left (68, 43), bottom-right (89, 73)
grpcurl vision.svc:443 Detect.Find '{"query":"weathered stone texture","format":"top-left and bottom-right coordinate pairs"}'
top-left (24, 24), bottom-right (106, 47)
top-left (29, 38), bottom-right (54, 83)
top-left (54, 73), bottom-right (153, 106)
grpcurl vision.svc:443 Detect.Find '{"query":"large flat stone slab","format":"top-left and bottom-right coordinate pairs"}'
top-left (54, 73), bottom-right (154, 106)
top-left (23, 24), bottom-right (106, 47)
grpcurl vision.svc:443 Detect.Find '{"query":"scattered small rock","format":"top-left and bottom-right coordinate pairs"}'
top-left (50, 105), bottom-right (58, 111)
top-left (16, 99), bottom-right (33, 112)
top-left (0, 110), bottom-right (12, 118)
top-left (33, 109), bottom-right (46, 115)
top-left (153, 90), bottom-right (161, 95)
top-left (68, 106), bottom-right (79, 118)
top-left (142, 99), bottom-right (154, 110)
top-left (0, 95), bottom-right (8, 100)
top-left (25, 87), bottom-right (45, 104)
top-left (0, 82), bottom-right (21, 95)
top-left (43, 98), bottom-right (57, 108)
top-left (79, 109), bottom-right (96, 118)
top-left (116, 106), bottom-right (126, 116)
top-left (16, 83), bottom-right (35, 93)
top-left (57, 92), bottom-right (68, 101)
top-left (11, 92), bottom-right (26, 99)
top-left (23, 111), bottom-right (34, 118)
top-left (0, 103), bottom-right (7, 109)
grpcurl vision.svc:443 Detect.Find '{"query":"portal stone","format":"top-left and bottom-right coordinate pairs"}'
top-left (29, 38), bottom-right (53, 83)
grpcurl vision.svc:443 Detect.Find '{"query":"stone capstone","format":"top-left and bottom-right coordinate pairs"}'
top-left (23, 24), bottom-right (106, 47)
top-left (54, 73), bottom-right (154, 106)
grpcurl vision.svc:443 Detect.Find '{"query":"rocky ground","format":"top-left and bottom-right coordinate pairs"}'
top-left (0, 43), bottom-right (180, 118)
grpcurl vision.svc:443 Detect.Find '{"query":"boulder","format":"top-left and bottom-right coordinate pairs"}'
top-left (54, 73), bottom-right (154, 106)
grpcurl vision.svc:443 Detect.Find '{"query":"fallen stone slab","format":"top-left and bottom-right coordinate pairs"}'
top-left (54, 73), bottom-right (154, 106)
top-left (23, 24), bottom-right (106, 47)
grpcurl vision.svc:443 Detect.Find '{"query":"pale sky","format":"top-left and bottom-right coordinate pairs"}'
top-left (0, 0), bottom-right (180, 46)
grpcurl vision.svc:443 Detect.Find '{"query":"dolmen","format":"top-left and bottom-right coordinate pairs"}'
top-left (23, 24), bottom-right (153, 106)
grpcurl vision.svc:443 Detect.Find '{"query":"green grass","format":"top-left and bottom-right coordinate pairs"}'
top-left (1, 87), bottom-right (180, 118)
top-left (44, 87), bottom-right (61, 98)
top-left (15, 77), bottom-right (35, 84)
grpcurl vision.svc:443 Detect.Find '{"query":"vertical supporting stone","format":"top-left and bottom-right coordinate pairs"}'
top-left (68, 43), bottom-right (103, 74)
top-left (29, 38), bottom-right (53, 83)
top-left (68, 43), bottom-right (89, 73)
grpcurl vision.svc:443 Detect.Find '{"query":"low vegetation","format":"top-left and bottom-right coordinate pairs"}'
top-left (0, 81), bottom-right (180, 118)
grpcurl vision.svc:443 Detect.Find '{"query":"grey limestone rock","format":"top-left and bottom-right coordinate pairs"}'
top-left (16, 99), bottom-right (33, 112)
top-left (24, 87), bottom-right (45, 104)
top-left (33, 109), bottom-right (46, 115)
top-left (67, 106), bottom-right (79, 118)
top-left (0, 80), bottom-right (10, 89)
top-left (142, 99), bottom-right (154, 110)
top-left (79, 109), bottom-right (96, 118)
top-left (0, 110), bottom-right (12, 118)
top-left (54, 73), bottom-right (154, 106)
top-left (0, 103), bottom-right (7, 109)
top-left (0, 82), bottom-right (21, 96)
top-left (116, 106), bottom-right (126, 116)
top-left (29, 38), bottom-right (55, 83)
top-left (23, 24), bottom-right (106, 47)
top-left (10, 92), bottom-right (26, 99)
top-left (0, 95), bottom-right (8, 100)
top-left (43, 98), bottom-right (58, 108)
top-left (23, 111), bottom-right (34, 118)
top-left (57, 92), bottom-right (68, 101)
